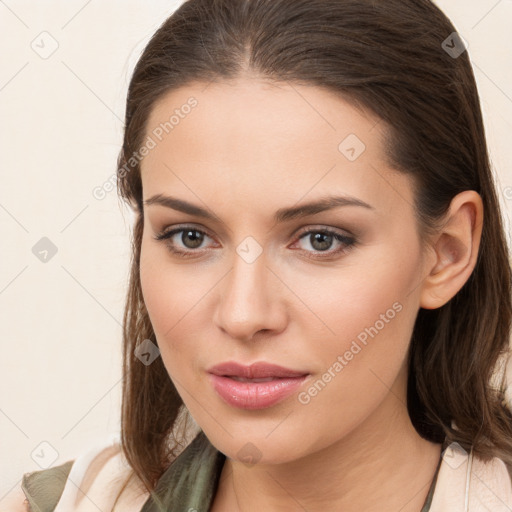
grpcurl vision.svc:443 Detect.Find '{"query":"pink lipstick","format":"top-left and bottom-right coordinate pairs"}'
top-left (207, 361), bottom-right (309, 410)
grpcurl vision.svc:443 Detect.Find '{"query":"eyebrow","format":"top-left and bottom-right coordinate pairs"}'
top-left (143, 193), bottom-right (375, 224)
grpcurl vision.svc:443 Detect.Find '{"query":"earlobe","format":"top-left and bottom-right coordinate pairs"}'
top-left (419, 191), bottom-right (483, 310)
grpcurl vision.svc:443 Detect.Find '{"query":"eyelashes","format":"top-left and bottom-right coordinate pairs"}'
top-left (154, 225), bottom-right (357, 260)
top-left (292, 228), bottom-right (356, 259)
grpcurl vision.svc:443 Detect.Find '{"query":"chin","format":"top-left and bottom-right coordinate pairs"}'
top-left (201, 423), bottom-right (319, 467)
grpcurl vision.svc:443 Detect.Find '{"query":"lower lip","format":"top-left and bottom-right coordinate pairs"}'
top-left (208, 374), bottom-right (309, 410)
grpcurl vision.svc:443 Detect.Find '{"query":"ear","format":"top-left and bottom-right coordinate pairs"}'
top-left (419, 190), bottom-right (483, 310)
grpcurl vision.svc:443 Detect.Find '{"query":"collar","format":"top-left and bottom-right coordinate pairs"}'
top-left (140, 430), bottom-right (225, 511)
top-left (140, 432), bottom-right (512, 511)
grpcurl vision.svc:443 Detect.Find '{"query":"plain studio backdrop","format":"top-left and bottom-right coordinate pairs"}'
top-left (0, 0), bottom-right (511, 499)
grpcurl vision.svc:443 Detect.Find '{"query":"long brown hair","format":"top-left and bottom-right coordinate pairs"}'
top-left (116, 0), bottom-right (512, 493)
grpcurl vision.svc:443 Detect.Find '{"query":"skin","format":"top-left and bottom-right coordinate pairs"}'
top-left (137, 77), bottom-right (483, 512)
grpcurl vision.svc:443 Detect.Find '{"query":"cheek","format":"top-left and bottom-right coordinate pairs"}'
top-left (139, 236), bottom-right (215, 372)
top-left (286, 257), bottom-right (420, 450)
top-left (293, 235), bottom-right (419, 327)
top-left (139, 238), bottom-right (186, 352)
top-left (329, 263), bottom-right (415, 348)
top-left (292, 239), bottom-right (422, 387)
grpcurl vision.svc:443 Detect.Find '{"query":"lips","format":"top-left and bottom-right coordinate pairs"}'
top-left (207, 361), bottom-right (308, 379)
top-left (207, 361), bottom-right (310, 410)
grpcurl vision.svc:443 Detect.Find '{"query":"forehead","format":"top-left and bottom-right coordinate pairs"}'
top-left (140, 78), bottom-right (415, 221)
top-left (144, 78), bottom-right (382, 161)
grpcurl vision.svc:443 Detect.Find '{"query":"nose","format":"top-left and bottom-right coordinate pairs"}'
top-left (212, 248), bottom-right (287, 342)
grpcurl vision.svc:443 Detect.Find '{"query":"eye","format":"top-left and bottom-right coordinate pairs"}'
top-left (154, 226), bottom-right (216, 257)
top-left (291, 228), bottom-right (356, 260)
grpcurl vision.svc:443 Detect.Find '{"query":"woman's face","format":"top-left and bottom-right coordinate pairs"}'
top-left (139, 78), bottom-right (431, 464)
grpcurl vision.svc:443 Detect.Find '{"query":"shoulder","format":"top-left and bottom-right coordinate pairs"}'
top-left (68, 440), bottom-right (149, 511)
top-left (16, 437), bottom-right (149, 512)
top-left (431, 444), bottom-right (512, 511)
top-left (471, 454), bottom-right (512, 509)
top-left (0, 461), bottom-right (73, 512)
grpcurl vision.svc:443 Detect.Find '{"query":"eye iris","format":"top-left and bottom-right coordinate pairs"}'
top-left (311, 232), bottom-right (333, 251)
top-left (182, 230), bottom-right (203, 249)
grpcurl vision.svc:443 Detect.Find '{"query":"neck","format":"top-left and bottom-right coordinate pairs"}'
top-left (212, 369), bottom-right (442, 512)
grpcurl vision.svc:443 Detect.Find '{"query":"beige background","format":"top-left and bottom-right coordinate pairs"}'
top-left (0, 0), bottom-right (511, 499)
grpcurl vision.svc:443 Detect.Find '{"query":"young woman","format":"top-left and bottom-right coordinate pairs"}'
top-left (12, 0), bottom-right (512, 510)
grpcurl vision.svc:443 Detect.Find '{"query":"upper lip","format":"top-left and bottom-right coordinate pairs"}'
top-left (207, 361), bottom-right (309, 379)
